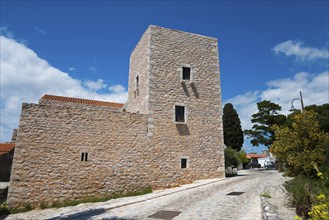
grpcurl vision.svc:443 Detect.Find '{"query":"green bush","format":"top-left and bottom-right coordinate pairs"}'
top-left (284, 176), bottom-right (329, 217)
top-left (284, 176), bottom-right (315, 207)
top-left (224, 147), bottom-right (240, 168)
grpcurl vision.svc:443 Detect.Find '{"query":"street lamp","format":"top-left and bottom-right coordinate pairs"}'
top-left (289, 91), bottom-right (305, 112)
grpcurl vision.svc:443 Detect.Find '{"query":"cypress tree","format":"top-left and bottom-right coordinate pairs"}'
top-left (223, 103), bottom-right (244, 151)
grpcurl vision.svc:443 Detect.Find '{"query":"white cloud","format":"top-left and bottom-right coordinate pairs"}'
top-left (226, 71), bottom-right (329, 153)
top-left (34, 27), bottom-right (46, 36)
top-left (84, 79), bottom-right (107, 90)
top-left (68, 67), bottom-right (75, 71)
top-left (0, 36), bottom-right (128, 142)
top-left (273, 40), bottom-right (329, 62)
top-left (0, 27), bottom-right (14, 38)
top-left (109, 84), bottom-right (125, 93)
top-left (89, 66), bottom-right (97, 73)
top-left (224, 91), bottom-right (260, 132)
top-left (226, 71), bottom-right (329, 131)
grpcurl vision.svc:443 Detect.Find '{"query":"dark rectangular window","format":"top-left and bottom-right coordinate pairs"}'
top-left (136, 75), bottom-right (139, 88)
top-left (81, 152), bottom-right (88, 161)
top-left (175, 106), bottom-right (185, 122)
top-left (181, 158), bottom-right (187, 169)
top-left (182, 67), bottom-right (191, 80)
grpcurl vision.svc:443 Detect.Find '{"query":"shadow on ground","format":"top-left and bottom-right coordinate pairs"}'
top-left (47, 208), bottom-right (134, 220)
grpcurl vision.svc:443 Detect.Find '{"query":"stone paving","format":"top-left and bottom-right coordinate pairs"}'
top-left (3, 170), bottom-right (295, 220)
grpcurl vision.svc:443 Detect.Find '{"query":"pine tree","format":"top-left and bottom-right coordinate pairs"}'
top-left (223, 103), bottom-right (244, 151)
top-left (244, 100), bottom-right (286, 148)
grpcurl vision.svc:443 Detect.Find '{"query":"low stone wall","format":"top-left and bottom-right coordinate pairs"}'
top-left (7, 102), bottom-right (149, 208)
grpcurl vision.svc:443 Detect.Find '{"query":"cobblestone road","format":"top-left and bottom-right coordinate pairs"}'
top-left (4, 170), bottom-right (286, 220)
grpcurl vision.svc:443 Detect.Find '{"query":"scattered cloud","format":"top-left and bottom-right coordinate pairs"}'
top-left (109, 84), bottom-right (126, 93)
top-left (273, 40), bottom-right (329, 62)
top-left (84, 79), bottom-right (107, 91)
top-left (68, 67), bottom-right (76, 71)
top-left (0, 35), bottom-right (128, 142)
top-left (0, 27), bottom-right (14, 38)
top-left (89, 66), bottom-right (97, 73)
top-left (34, 27), bottom-right (46, 36)
top-left (226, 71), bottom-right (329, 131)
top-left (225, 71), bottom-right (329, 152)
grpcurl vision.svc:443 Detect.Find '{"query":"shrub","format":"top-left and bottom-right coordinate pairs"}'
top-left (224, 147), bottom-right (240, 168)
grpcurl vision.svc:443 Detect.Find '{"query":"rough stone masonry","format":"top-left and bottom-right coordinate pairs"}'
top-left (7, 25), bottom-right (225, 208)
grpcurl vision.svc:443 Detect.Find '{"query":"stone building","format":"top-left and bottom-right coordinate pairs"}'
top-left (0, 143), bottom-right (15, 182)
top-left (7, 25), bottom-right (225, 208)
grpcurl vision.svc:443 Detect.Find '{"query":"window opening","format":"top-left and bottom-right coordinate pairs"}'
top-left (175, 106), bottom-right (185, 123)
top-left (136, 75), bottom-right (139, 88)
top-left (81, 152), bottom-right (88, 161)
top-left (135, 75), bottom-right (139, 97)
top-left (182, 67), bottom-right (191, 81)
top-left (181, 158), bottom-right (187, 169)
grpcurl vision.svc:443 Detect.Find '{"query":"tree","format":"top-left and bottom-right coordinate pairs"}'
top-left (285, 103), bottom-right (329, 133)
top-left (223, 103), bottom-right (244, 151)
top-left (244, 100), bottom-right (286, 148)
top-left (305, 103), bottom-right (329, 133)
top-left (237, 150), bottom-right (251, 168)
top-left (271, 111), bottom-right (328, 177)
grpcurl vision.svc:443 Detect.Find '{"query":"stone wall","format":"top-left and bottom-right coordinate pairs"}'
top-left (125, 27), bottom-right (151, 114)
top-left (7, 25), bottom-right (225, 208)
top-left (7, 102), bottom-right (149, 208)
top-left (146, 26), bottom-right (225, 187)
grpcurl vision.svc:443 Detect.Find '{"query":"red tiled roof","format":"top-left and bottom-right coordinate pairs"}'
top-left (246, 153), bottom-right (267, 159)
top-left (0, 143), bottom-right (15, 156)
top-left (41, 94), bottom-right (124, 108)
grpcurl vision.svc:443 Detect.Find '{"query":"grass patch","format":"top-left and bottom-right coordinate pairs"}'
top-left (0, 186), bottom-right (153, 214)
top-left (8, 204), bottom-right (32, 214)
top-left (49, 186), bottom-right (152, 209)
top-left (260, 193), bottom-right (272, 198)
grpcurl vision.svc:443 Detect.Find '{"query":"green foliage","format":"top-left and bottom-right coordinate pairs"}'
top-left (286, 103), bottom-right (329, 133)
top-left (308, 166), bottom-right (329, 220)
top-left (244, 100), bottom-right (286, 147)
top-left (234, 150), bottom-right (251, 169)
top-left (0, 202), bottom-right (10, 215)
top-left (271, 111), bottom-right (327, 177)
top-left (284, 167), bottom-right (329, 219)
top-left (284, 176), bottom-right (317, 207)
top-left (223, 103), bottom-right (244, 151)
top-left (48, 186), bottom-right (152, 209)
top-left (305, 103), bottom-right (329, 133)
top-left (224, 147), bottom-right (240, 168)
top-left (0, 187), bottom-right (152, 214)
top-left (237, 150), bottom-right (250, 165)
top-left (9, 204), bottom-right (32, 214)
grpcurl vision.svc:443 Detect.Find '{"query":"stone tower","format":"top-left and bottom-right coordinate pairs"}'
top-left (126, 25), bottom-right (225, 187)
top-left (7, 25), bottom-right (225, 208)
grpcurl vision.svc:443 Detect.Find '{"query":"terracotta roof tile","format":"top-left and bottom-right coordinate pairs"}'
top-left (246, 153), bottom-right (267, 159)
top-left (0, 143), bottom-right (15, 156)
top-left (41, 94), bottom-right (124, 108)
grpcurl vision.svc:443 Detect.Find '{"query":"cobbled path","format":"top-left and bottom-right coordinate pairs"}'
top-left (4, 170), bottom-right (291, 220)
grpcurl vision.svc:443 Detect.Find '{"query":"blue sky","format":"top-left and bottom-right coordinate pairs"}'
top-left (1, 1), bottom-right (328, 153)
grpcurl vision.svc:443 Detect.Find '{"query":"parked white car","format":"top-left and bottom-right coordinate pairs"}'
top-left (264, 161), bottom-right (275, 169)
